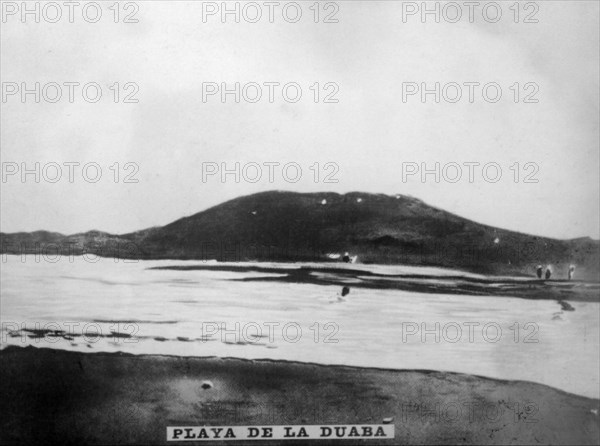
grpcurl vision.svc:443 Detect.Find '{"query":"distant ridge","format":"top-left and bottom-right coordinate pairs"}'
top-left (2, 191), bottom-right (599, 280)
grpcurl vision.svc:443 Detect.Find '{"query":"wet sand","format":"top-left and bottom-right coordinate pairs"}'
top-left (151, 264), bottom-right (600, 303)
top-left (1, 346), bottom-right (598, 445)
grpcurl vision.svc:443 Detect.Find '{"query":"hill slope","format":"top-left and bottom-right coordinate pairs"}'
top-left (2, 191), bottom-right (598, 279)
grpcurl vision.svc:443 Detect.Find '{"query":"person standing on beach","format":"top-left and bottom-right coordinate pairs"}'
top-left (536, 265), bottom-right (543, 279)
top-left (545, 265), bottom-right (552, 280)
top-left (568, 264), bottom-right (576, 280)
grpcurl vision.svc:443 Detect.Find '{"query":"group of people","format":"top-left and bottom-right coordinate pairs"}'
top-left (536, 264), bottom-right (576, 280)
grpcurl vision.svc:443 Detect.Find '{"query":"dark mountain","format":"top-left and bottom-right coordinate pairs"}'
top-left (2, 191), bottom-right (598, 279)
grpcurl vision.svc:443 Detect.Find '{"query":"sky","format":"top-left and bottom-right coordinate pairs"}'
top-left (1, 0), bottom-right (599, 240)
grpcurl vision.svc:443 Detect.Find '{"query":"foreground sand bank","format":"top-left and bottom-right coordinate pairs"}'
top-left (1, 346), bottom-right (598, 445)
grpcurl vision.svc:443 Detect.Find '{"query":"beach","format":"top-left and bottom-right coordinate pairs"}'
top-left (1, 346), bottom-right (598, 445)
top-left (1, 258), bottom-right (599, 444)
top-left (2, 258), bottom-right (599, 399)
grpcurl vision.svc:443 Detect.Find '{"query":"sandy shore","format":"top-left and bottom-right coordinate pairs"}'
top-left (1, 346), bottom-right (598, 445)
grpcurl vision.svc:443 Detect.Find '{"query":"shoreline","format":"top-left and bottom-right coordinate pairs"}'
top-left (1, 344), bottom-right (595, 398)
top-left (3, 252), bottom-right (599, 283)
top-left (1, 346), bottom-right (598, 445)
top-left (150, 263), bottom-right (600, 303)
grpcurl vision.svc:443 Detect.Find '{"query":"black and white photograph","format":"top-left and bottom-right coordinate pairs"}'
top-left (1, 1), bottom-right (599, 444)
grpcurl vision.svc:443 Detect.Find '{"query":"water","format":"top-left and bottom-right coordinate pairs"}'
top-left (1, 256), bottom-right (598, 398)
